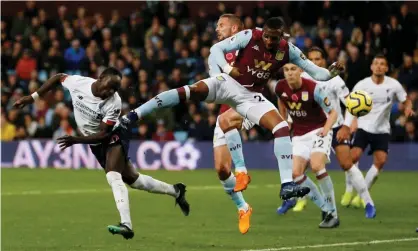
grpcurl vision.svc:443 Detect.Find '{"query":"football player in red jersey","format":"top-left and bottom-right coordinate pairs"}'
top-left (273, 63), bottom-right (339, 228)
top-left (121, 17), bottom-right (343, 227)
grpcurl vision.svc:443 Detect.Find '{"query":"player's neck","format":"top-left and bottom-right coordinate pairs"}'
top-left (91, 81), bottom-right (101, 98)
top-left (289, 81), bottom-right (302, 90)
top-left (371, 75), bottom-right (385, 84)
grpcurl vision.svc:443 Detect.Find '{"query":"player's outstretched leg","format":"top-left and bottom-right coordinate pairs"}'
top-left (123, 82), bottom-right (209, 125)
top-left (218, 109), bottom-right (250, 192)
top-left (122, 162), bottom-right (190, 216)
top-left (256, 110), bottom-right (310, 200)
top-left (214, 137), bottom-right (252, 234)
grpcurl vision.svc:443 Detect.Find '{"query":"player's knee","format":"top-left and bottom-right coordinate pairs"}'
top-left (122, 172), bottom-right (139, 185)
top-left (219, 115), bottom-right (241, 133)
top-left (351, 151), bottom-right (361, 164)
top-left (216, 162), bottom-right (231, 181)
top-left (374, 158), bottom-right (386, 169)
top-left (292, 168), bottom-right (304, 179)
top-left (310, 161), bottom-right (325, 173)
top-left (339, 159), bottom-right (353, 171)
top-left (188, 82), bottom-right (208, 101)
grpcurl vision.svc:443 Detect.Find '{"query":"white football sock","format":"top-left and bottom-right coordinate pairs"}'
top-left (316, 169), bottom-right (337, 217)
top-left (130, 174), bottom-right (179, 198)
top-left (106, 171), bottom-right (132, 229)
top-left (365, 165), bottom-right (380, 190)
top-left (347, 165), bottom-right (374, 205)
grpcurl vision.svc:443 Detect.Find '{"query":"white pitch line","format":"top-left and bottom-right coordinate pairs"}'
top-left (242, 237), bottom-right (418, 251)
top-left (1, 184), bottom-right (279, 196)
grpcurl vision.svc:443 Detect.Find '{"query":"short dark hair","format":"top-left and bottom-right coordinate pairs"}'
top-left (264, 17), bottom-right (285, 30)
top-left (373, 53), bottom-right (388, 64)
top-left (308, 46), bottom-right (326, 59)
top-left (100, 67), bottom-right (122, 79)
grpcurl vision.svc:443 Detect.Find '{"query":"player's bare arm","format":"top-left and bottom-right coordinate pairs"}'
top-left (402, 99), bottom-right (415, 117)
top-left (13, 73), bottom-right (66, 108)
top-left (289, 43), bottom-right (344, 81)
top-left (57, 122), bottom-right (114, 150)
top-left (318, 109), bottom-right (337, 137)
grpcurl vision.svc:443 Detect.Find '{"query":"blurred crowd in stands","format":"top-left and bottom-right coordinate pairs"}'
top-left (1, 1), bottom-right (418, 142)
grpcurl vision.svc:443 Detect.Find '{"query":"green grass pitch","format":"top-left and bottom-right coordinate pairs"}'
top-left (2, 169), bottom-right (418, 251)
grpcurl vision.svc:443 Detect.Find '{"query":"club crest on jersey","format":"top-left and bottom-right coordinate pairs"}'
top-left (301, 91), bottom-right (309, 101)
top-left (275, 50), bottom-right (285, 61)
top-left (226, 53), bottom-right (234, 61)
top-left (291, 94), bottom-right (299, 102)
top-left (254, 59), bottom-right (272, 70)
top-left (216, 75), bottom-right (226, 81)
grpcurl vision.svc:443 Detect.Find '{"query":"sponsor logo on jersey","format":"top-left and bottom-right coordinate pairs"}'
top-left (302, 91), bottom-right (309, 101)
top-left (252, 45), bottom-right (260, 51)
top-left (253, 59), bottom-right (272, 70)
top-left (287, 101), bottom-right (302, 110)
top-left (275, 50), bottom-right (285, 61)
top-left (216, 75), bottom-right (226, 81)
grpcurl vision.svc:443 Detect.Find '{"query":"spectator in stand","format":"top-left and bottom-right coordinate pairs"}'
top-left (52, 119), bottom-right (76, 140)
top-left (16, 49), bottom-right (37, 81)
top-left (152, 119), bottom-right (174, 142)
top-left (24, 17), bottom-right (47, 42)
top-left (1, 112), bottom-right (16, 141)
top-left (398, 54), bottom-right (418, 92)
top-left (64, 39), bottom-right (86, 71)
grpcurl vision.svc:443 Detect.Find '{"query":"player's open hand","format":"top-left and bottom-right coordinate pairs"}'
top-left (336, 125), bottom-right (351, 143)
top-left (328, 61), bottom-right (345, 77)
top-left (316, 128), bottom-right (328, 137)
top-left (13, 95), bottom-right (35, 109)
top-left (229, 67), bottom-right (242, 79)
top-left (57, 135), bottom-right (76, 150)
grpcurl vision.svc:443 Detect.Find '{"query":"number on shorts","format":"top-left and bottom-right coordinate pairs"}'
top-left (314, 139), bottom-right (324, 148)
top-left (254, 95), bottom-right (265, 102)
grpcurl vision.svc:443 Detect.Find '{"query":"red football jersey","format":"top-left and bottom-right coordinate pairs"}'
top-left (275, 78), bottom-right (327, 136)
top-left (233, 29), bottom-right (290, 93)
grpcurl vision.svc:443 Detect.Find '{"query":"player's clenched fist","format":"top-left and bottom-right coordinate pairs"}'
top-left (328, 61), bottom-right (345, 77)
top-left (336, 125), bottom-right (351, 143)
top-left (13, 95), bottom-right (35, 109)
top-left (57, 135), bottom-right (76, 150)
top-left (229, 67), bottom-right (243, 78)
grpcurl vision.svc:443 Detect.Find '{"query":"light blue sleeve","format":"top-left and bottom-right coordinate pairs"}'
top-left (314, 84), bottom-right (333, 113)
top-left (289, 43), bottom-right (333, 81)
top-left (208, 53), bottom-right (222, 77)
top-left (209, 29), bottom-right (253, 70)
